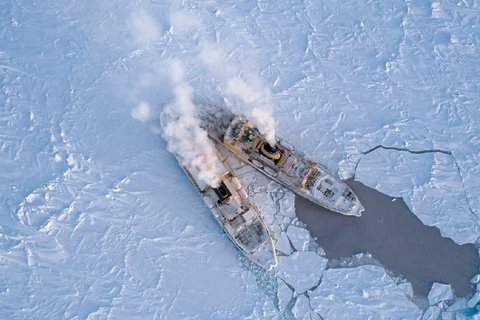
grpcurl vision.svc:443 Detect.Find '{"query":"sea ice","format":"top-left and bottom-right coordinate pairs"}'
top-left (286, 225), bottom-right (311, 252)
top-left (423, 306), bottom-right (442, 319)
top-left (292, 294), bottom-right (321, 320)
top-left (275, 251), bottom-right (328, 295)
top-left (310, 265), bottom-right (422, 319)
top-left (2, 0), bottom-right (479, 318)
top-left (398, 282), bottom-right (414, 298)
top-left (355, 150), bottom-right (479, 245)
top-left (277, 278), bottom-right (293, 312)
top-left (428, 283), bottom-right (454, 305)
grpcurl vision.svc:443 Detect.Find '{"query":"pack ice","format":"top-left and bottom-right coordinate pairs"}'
top-left (1, 0), bottom-right (479, 319)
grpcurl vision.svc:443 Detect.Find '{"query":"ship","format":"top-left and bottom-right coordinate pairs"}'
top-left (197, 105), bottom-right (364, 217)
top-left (160, 112), bottom-right (277, 269)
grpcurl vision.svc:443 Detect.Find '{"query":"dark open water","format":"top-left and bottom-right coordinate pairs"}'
top-left (296, 179), bottom-right (480, 298)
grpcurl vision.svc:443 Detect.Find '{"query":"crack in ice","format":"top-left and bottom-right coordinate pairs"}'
top-left (350, 144), bottom-right (478, 221)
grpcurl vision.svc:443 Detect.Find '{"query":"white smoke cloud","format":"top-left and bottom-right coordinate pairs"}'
top-left (166, 4), bottom-right (277, 145)
top-left (225, 77), bottom-right (276, 145)
top-left (161, 60), bottom-right (222, 188)
top-left (250, 108), bottom-right (276, 146)
top-left (199, 42), bottom-right (277, 145)
top-left (129, 9), bottom-right (161, 45)
top-left (199, 41), bottom-right (228, 69)
top-left (169, 10), bottom-right (202, 36)
top-left (127, 9), bottom-right (165, 130)
top-left (131, 101), bottom-right (154, 122)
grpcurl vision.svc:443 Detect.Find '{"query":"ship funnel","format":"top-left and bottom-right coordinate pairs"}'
top-left (260, 143), bottom-right (281, 161)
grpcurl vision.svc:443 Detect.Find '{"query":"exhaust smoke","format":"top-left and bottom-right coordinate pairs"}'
top-left (198, 42), bottom-right (277, 146)
top-left (161, 61), bottom-right (222, 188)
top-left (225, 76), bottom-right (276, 146)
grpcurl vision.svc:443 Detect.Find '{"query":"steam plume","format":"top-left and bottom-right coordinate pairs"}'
top-left (225, 76), bottom-right (276, 146)
top-left (129, 9), bottom-right (161, 45)
top-left (166, 7), bottom-right (278, 146)
top-left (198, 42), bottom-right (277, 145)
top-left (131, 101), bottom-right (154, 122)
top-left (161, 61), bottom-right (222, 188)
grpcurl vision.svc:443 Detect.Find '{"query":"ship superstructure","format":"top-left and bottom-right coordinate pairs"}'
top-left (198, 105), bottom-right (364, 217)
top-left (160, 113), bottom-right (277, 269)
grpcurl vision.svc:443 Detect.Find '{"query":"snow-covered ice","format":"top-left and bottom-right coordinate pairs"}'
top-left (354, 149), bottom-right (479, 245)
top-left (309, 265), bottom-right (422, 319)
top-left (292, 294), bottom-right (321, 320)
top-left (1, 0), bottom-right (480, 318)
top-left (286, 225), bottom-right (310, 252)
top-left (428, 283), bottom-right (454, 306)
top-left (275, 251), bottom-right (328, 295)
top-left (276, 278), bottom-right (293, 312)
top-left (398, 281), bottom-right (414, 299)
top-left (423, 306), bottom-right (443, 320)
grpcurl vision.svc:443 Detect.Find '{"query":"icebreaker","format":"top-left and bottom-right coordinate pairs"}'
top-left (160, 111), bottom-right (277, 269)
top-left (198, 105), bottom-right (364, 217)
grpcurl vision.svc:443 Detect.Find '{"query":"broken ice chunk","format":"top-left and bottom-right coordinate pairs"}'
top-left (428, 283), bottom-right (454, 305)
top-left (275, 251), bottom-right (327, 294)
top-left (286, 224), bottom-right (310, 251)
top-left (276, 278), bottom-right (293, 311)
top-left (292, 294), bottom-right (322, 320)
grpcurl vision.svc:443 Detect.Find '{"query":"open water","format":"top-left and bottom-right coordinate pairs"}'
top-left (296, 179), bottom-right (480, 298)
